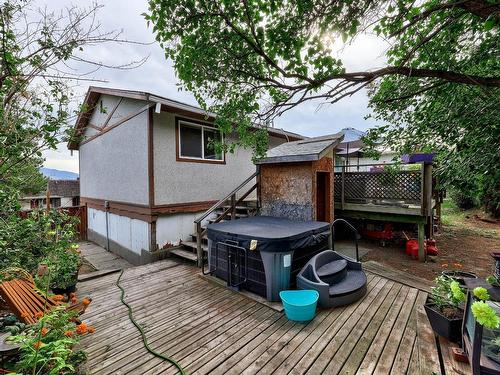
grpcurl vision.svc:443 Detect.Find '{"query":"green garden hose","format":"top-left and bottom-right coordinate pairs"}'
top-left (116, 269), bottom-right (185, 375)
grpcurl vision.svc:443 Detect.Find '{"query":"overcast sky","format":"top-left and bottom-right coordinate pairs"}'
top-left (40, 1), bottom-right (389, 173)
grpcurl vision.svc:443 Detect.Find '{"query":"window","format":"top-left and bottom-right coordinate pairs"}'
top-left (177, 120), bottom-right (224, 162)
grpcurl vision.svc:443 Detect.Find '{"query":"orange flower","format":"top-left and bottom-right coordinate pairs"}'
top-left (76, 323), bottom-right (88, 335)
top-left (441, 263), bottom-right (449, 268)
top-left (53, 294), bottom-right (65, 301)
top-left (82, 298), bottom-right (91, 306)
top-left (453, 263), bottom-right (463, 269)
top-left (34, 311), bottom-right (44, 319)
top-left (71, 297), bottom-right (78, 305)
top-left (87, 326), bottom-right (95, 334)
top-left (41, 327), bottom-right (48, 336)
top-left (33, 341), bottom-right (44, 350)
top-left (64, 330), bottom-right (74, 337)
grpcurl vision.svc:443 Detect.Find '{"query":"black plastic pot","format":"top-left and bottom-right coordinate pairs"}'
top-left (424, 301), bottom-right (463, 343)
top-left (442, 270), bottom-right (477, 285)
top-left (51, 283), bottom-right (76, 296)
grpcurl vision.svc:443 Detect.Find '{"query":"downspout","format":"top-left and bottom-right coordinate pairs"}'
top-left (104, 200), bottom-right (110, 251)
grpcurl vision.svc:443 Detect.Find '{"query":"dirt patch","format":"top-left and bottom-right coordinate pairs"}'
top-left (362, 217), bottom-right (500, 281)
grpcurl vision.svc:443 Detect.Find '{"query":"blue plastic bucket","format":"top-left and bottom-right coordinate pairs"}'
top-left (279, 290), bottom-right (319, 322)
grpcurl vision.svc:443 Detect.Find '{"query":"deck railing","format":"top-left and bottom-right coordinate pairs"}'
top-left (193, 171), bottom-right (259, 267)
top-left (334, 162), bottom-right (433, 216)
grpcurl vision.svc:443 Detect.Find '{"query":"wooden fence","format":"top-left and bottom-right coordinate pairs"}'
top-left (20, 205), bottom-right (87, 240)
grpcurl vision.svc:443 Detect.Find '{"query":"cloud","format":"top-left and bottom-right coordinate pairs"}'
top-left (38, 0), bottom-right (388, 172)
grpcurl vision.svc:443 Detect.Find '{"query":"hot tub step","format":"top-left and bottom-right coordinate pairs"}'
top-left (328, 270), bottom-right (367, 297)
top-left (316, 259), bottom-right (347, 284)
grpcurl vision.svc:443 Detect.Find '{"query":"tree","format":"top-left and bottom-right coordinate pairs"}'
top-left (0, 0), bottom-right (146, 271)
top-left (146, 0), bottom-right (499, 213)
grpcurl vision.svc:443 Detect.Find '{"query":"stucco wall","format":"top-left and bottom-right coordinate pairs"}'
top-left (87, 207), bottom-right (150, 254)
top-left (153, 112), bottom-right (284, 205)
top-left (79, 95), bottom-right (149, 204)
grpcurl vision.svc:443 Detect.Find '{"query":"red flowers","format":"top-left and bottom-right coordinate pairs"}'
top-left (40, 327), bottom-right (48, 336)
top-left (34, 311), bottom-right (44, 319)
top-left (82, 298), bottom-right (91, 306)
top-left (33, 341), bottom-right (43, 349)
top-left (53, 294), bottom-right (65, 302)
top-left (64, 330), bottom-right (74, 337)
top-left (75, 323), bottom-right (87, 335)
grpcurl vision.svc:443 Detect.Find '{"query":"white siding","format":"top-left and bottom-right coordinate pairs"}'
top-left (155, 212), bottom-right (216, 247)
top-left (87, 207), bottom-right (149, 254)
top-left (79, 95), bottom-right (149, 204)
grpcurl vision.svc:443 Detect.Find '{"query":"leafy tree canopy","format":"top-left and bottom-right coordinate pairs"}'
top-left (146, 0), bottom-right (499, 213)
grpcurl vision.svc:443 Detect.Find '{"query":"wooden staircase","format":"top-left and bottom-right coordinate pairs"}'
top-left (169, 200), bottom-right (258, 263)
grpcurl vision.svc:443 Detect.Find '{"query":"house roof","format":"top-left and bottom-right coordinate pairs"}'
top-left (47, 180), bottom-right (79, 197)
top-left (255, 133), bottom-right (344, 164)
top-left (23, 180), bottom-right (80, 199)
top-left (68, 86), bottom-right (306, 150)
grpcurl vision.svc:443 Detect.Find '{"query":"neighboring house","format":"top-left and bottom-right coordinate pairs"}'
top-left (21, 180), bottom-right (80, 210)
top-left (335, 127), bottom-right (397, 171)
top-left (69, 86), bottom-right (305, 265)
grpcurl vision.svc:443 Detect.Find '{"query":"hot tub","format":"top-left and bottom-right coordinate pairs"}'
top-left (206, 216), bottom-right (330, 301)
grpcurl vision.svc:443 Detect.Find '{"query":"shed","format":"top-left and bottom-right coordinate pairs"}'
top-left (256, 133), bottom-right (344, 222)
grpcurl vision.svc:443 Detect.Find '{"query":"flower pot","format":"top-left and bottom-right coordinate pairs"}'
top-left (424, 301), bottom-right (463, 343)
top-left (51, 283), bottom-right (76, 296)
top-left (491, 252), bottom-right (500, 279)
top-left (442, 270), bottom-right (477, 285)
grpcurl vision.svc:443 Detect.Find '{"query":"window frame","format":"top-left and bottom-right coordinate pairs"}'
top-left (175, 117), bottom-right (225, 164)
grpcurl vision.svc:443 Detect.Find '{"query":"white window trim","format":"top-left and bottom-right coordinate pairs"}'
top-left (178, 120), bottom-right (224, 161)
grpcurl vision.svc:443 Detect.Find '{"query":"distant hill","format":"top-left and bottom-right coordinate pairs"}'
top-left (40, 167), bottom-right (79, 180)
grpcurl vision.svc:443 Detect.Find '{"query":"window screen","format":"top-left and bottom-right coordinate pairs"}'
top-left (203, 128), bottom-right (222, 160)
top-left (179, 124), bottom-right (202, 158)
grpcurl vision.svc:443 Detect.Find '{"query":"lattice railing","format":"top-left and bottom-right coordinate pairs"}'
top-left (334, 170), bottom-right (422, 204)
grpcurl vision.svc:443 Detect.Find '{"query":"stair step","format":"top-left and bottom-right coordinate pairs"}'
top-left (220, 205), bottom-right (252, 211)
top-left (181, 241), bottom-right (208, 252)
top-left (328, 270), bottom-right (367, 296)
top-left (316, 260), bottom-right (347, 278)
top-left (213, 212), bottom-right (249, 218)
top-left (189, 233), bottom-right (208, 242)
top-left (170, 248), bottom-right (198, 262)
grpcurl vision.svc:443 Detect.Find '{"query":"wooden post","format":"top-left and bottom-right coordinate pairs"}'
top-left (45, 182), bottom-right (50, 213)
top-left (341, 161), bottom-right (345, 210)
top-left (230, 194), bottom-right (236, 220)
top-left (196, 222), bottom-right (203, 268)
top-left (418, 222), bottom-right (425, 262)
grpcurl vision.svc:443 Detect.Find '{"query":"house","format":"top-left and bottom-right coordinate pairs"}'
top-left (335, 127), bottom-right (397, 171)
top-left (21, 179), bottom-right (80, 210)
top-left (69, 86), bottom-right (305, 265)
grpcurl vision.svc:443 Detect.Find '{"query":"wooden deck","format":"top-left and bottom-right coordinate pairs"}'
top-left (77, 259), bottom-right (468, 374)
top-left (79, 241), bottom-right (132, 271)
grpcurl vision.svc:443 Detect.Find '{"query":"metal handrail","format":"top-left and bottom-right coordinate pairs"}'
top-left (331, 218), bottom-right (360, 262)
top-left (194, 170), bottom-right (259, 224)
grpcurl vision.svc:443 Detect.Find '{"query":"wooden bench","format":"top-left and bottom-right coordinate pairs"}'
top-left (0, 278), bottom-right (90, 324)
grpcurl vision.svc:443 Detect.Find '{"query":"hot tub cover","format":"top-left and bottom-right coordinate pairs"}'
top-left (207, 216), bottom-right (330, 253)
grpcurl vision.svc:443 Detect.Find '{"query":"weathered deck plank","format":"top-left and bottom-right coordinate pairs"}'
top-left (77, 258), bottom-right (456, 374)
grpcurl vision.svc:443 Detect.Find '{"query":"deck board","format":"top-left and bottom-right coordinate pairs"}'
top-left (77, 258), bottom-right (464, 374)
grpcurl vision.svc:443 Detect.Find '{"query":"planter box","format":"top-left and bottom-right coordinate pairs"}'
top-left (424, 302), bottom-right (463, 343)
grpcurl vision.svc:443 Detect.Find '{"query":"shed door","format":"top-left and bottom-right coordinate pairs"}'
top-left (316, 172), bottom-right (331, 222)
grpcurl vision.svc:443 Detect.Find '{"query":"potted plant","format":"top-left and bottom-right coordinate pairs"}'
top-left (37, 245), bottom-right (82, 296)
top-left (6, 306), bottom-right (94, 374)
top-left (424, 275), bottom-right (466, 343)
top-left (441, 262), bottom-right (477, 285)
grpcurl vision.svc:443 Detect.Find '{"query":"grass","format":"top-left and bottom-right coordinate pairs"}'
top-left (440, 199), bottom-right (499, 239)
